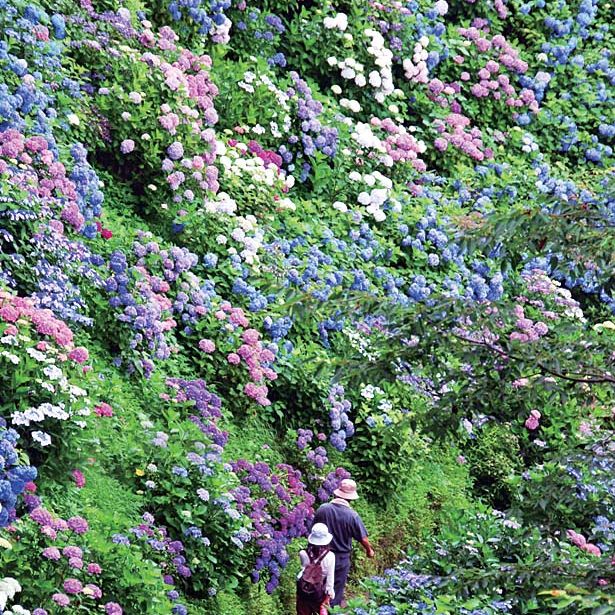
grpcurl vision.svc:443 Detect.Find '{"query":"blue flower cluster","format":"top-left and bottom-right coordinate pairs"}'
top-left (234, 8), bottom-right (287, 67)
top-left (279, 72), bottom-right (338, 178)
top-left (327, 384), bottom-right (354, 452)
top-left (69, 143), bottom-right (104, 238)
top-left (166, 0), bottom-right (232, 36)
top-left (105, 249), bottom-right (171, 376)
top-left (0, 421), bottom-right (37, 527)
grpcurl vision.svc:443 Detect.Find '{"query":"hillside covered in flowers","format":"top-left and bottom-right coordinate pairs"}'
top-left (0, 0), bottom-right (613, 613)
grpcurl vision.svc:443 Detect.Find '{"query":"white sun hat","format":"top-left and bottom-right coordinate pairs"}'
top-left (308, 523), bottom-right (333, 546)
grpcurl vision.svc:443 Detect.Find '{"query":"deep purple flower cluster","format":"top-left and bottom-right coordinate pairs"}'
top-left (317, 467), bottom-right (351, 503)
top-left (128, 513), bottom-right (190, 611)
top-left (230, 459), bottom-right (315, 593)
top-left (306, 446), bottom-right (328, 469)
top-left (166, 378), bottom-right (228, 450)
top-left (296, 428), bottom-right (313, 450)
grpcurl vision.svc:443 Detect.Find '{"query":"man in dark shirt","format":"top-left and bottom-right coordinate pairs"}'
top-left (313, 479), bottom-right (375, 607)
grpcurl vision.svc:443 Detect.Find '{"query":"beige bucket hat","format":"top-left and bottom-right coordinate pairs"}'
top-left (333, 478), bottom-right (359, 500)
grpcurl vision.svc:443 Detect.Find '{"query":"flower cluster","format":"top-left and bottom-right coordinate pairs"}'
top-left (230, 460), bottom-right (315, 593)
top-left (11, 506), bottom-right (121, 612)
top-left (326, 385), bottom-right (355, 452)
top-left (566, 529), bottom-right (601, 557)
top-left (195, 302), bottom-right (278, 406)
top-left (0, 424), bottom-right (37, 527)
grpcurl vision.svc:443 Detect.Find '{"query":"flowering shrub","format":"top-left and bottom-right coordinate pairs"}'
top-left (0, 424), bottom-right (36, 527)
top-left (230, 459), bottom-right (315, 593)
top-left (0, 506), bottom-right (173, 614)
top-left (342, 504), bottom-right (614, 614)
top-left (190, 301), bottom-right (279, 407)
top-left (0, 292), bottom-right (94, 457)
top-left (132, 378), bottom-right (249, 593)
top-left (1, 0), bottom-right (614, 613)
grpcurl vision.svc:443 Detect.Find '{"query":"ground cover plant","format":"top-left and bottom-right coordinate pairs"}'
top-left (0, 0), bottom-right (613, 613)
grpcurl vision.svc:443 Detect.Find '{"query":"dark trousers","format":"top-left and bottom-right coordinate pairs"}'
top-left (296, 583), bottom-right (324, 615)
top-left (296, 594), bottom-right (321, 615)
top-left (330, 552), bottom-right (351, 607)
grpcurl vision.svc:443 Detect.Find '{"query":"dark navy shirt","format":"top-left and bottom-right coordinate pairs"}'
top-left (313, 502), bottom-right (368, 555)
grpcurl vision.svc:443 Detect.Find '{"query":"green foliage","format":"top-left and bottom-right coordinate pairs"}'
top-left (465, 423), bottom-right (523, 507)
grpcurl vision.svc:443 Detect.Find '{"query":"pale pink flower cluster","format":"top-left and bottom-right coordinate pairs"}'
top-left (369, 117), bottom-right (427, 171)
top-left (566, 530), bottom-right (602, 557)
top-left (433, 113), bottom-right (493, 161)
top-left (509, 304), bottom-right (549, 343)
top-left (215, 302), bottom-right (278, 406)
top-left (0, 291), bottom-right (75, 348)
top-left (458, 26), bottom-right (528, 74)
top-left (133, 29), bottom-right (220, 203)
top-left (457, 53), bottom-right (538, 113)
top-left (524, 409), bottom-right (541, 430)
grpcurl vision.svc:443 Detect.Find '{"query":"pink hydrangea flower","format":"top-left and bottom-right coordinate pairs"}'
top-left (242, 328), bottom-right (260, 345)
top-left (63, 578), bottom-right (83, 594)
top-left (198, 339), bottom-right (216, 353)
top-left (63, 546), bottom-right (83, 559)
top-left (52, 593), bottom-right (71, 607)
top-left (94, 403), bottom-right (113, 417)
top-left (83, 583), bottom-right (103, 599)
top-left (68, 346), bottom-right (89, 364)
top-left (120, 139), bottom-right (135, 154)
top-left (227, 353), bottom-right (241, 365)
top-left (42, 547), bottom-right (61, 560)
top-left (72, 469), bottom-right (86, 488)
top-left (67, 516), bottom-right (89, 534)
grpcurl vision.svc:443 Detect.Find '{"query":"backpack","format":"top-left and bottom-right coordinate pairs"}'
top-left (297, 549), bottom-right (329, 602)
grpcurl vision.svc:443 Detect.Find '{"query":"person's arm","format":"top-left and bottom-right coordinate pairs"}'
top-left (354, 514), bottom-right (375, 558)
top-left (299, 549), bottom-right (309, 569)
top-left (360, 536), bottom-right (375, 558)
top-left (324, 552), bottom-right (335, 600)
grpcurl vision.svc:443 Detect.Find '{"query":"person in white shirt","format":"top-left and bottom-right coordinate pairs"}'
top-left (296, 523), bottom-right (335, 615)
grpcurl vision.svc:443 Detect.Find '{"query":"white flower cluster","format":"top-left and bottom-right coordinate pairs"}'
top-left (340, 97), bottom-right (361, 113)
top-left (365, 29), bottom-right (394, 102)
top-left (403, 35), bottom-right (430, 83)
top-left (521, 133), bottom-right (539, 153)
top-left (218, 141), bottom-right (295, 191)
top-left (12, 402), bottom-right (70, 429)
top-left (237, 71), bottom-right (292, 136)
top-left (323, 12), bottom-right (348, 31)
top-left (229, 216), bottom-right (265, 265)
top-left (0, 578), bottom-right (25, 613)
top-left (360, 384), bottom-right (384, 399)
top-left (343, 328), bottom-right (377, 361)
top-left (348, 169), bottom-right (393, 221)
top-left (203, 191), bottom-right (238, 216)
top-left (328, 56), bottom-right (367, 88)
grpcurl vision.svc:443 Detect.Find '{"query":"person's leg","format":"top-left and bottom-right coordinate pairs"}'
top-left (296, 593), bottom-right (313, 615)
top-left (330, 553), bottom-right (351, 607)
top-left (296, 588), bottom-right (319, 615)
